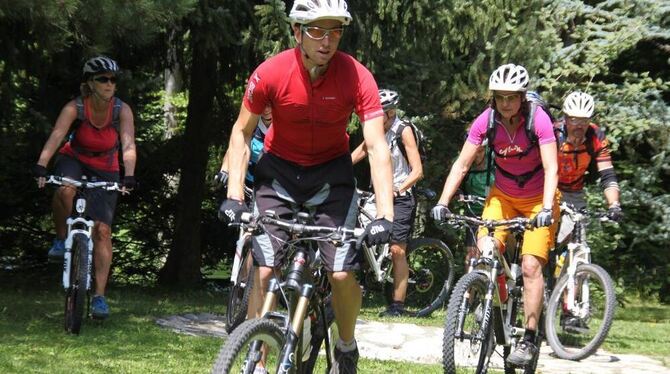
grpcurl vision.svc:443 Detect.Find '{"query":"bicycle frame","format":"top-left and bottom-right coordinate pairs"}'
top-left (240, 211), bottom-right (362, 373)
top-left (449, 214), bottom-right (529, 346)
top-left (559, 203), bottom-right (598, 319)
top-left (229, 186), bottom-right (255, 285)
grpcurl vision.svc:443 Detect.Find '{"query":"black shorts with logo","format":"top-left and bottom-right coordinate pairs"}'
top-left (251, 152), bottom-right (359, 272)
top-left (54, 154), bottom-right (120, 226)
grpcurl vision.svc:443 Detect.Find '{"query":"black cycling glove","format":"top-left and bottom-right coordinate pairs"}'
top-left (532, 208), bottom-right (553, 228)
top-left (123, 176), bottom-right (136, 190)
top-left (218, 198), bottom-right (248, 224)
top-left (360, 218), bottom-right (393, 246)
top-left (214, 170), bottom-right (229, 186)
top-left (32, 164), bottom-right (48, 178)
top-left (607, 204), bottom-right (623, 222)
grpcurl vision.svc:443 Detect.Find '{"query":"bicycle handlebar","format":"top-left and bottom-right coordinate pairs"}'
top-left (457, 194), bottom-right (485, 205)
top-left (441, 213), bottom-right (532, 231)
top-left (240, 212), bottom-right (364, 241)
top-left (560, 202), bottom-right (611, 222)
top-left (45, 175), bottom-right (123, 191)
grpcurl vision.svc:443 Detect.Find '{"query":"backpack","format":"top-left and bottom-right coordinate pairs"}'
top-left (484, 92), bottom-right (555, 187)
top-left (69, 96), bottom-right (123, 160)
top-left (392, 118), bottom-right (427, 163)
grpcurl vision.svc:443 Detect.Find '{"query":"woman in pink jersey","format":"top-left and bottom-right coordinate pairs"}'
top-left (32, 56), bottom-right (137, 320)
top-left (432, 64), bottom-right (559, 368)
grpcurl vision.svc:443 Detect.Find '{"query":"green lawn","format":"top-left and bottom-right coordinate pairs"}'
top-left (0, 274), bottom-right (667, 373)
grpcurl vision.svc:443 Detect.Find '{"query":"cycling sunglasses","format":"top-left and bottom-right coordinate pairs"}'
top-left (566, 117), bottom-right (589, 125)
top-left (493, 93), bottom-right (521, 103)
top-left (93, 76), bottom-right (117, 84)
top-left (301, 26), bottom-right (344, 41)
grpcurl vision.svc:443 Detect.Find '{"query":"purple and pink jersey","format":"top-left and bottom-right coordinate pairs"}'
top-left (466, 107), bottom-right (555, 197)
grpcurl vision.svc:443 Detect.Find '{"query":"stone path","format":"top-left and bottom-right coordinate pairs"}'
top-left (156, 314), bottom-right (669, 373)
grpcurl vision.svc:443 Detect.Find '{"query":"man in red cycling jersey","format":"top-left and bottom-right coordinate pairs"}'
top-left (555, 91), bottom-right (622, 227)
top-left (218, 1), bottom-right (394, 372)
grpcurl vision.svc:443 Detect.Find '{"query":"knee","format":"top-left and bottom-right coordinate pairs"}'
top-left (329, 271), bottom-right (353, 284)
top-left (522, 256), bottom-right (543, 278)
top-left (93, 224), bottom-right (113, 241)
top-left (258, 266), bottom-right (274, 281)
top-left (55, 186), bottom-right (75, 202)
top-left (390, 243), bottom-right (406, 259)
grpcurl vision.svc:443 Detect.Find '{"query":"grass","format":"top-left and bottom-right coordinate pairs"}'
top-left (1, 271), bottom-right (668, 373)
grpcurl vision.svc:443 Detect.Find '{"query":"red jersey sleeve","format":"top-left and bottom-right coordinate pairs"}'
top-left (242, 66), bottom-right (271, 115)
top-left (353, 62), bottom-right (383, 122)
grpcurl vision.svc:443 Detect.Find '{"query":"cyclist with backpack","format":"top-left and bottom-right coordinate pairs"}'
top-left (351, 89), bottom-right (424, 317)
top-left (32, 56), bottom-right (137, 319)
top-left (432, 63), bottom-right (560, 368)
top-left (218, 1), bottom-right (394, 372)
top-left (216, 105), bottom-right (272, 188)
top-left (555, 91), bottom-right (622, 242)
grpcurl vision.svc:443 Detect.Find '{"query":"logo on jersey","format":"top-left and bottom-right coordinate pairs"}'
top-left (246, 73), bottom-right (261, 103)
top-left (497, 144), bottom-right (524, 157)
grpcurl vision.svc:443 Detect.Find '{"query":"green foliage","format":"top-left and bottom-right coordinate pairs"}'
top-left (1, 0), bottom-right (669, 297)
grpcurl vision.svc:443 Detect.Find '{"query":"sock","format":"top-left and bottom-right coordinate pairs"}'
top-left (523, 328), bottom-right (536, 342)
top-left (336, 338), bottom-right (357, 352)
top-left (391, 301), bottom-right (404, 309)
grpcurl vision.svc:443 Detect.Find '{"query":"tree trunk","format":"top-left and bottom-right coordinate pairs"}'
top-left (163, 26), bottom-right (183, 140)
top-left (158, 21), bottom-right (217, 286)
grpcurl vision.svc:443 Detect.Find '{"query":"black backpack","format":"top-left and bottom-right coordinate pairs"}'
top-left (484, 92), bottom-right (556, 187)
top-left (391, 118), bottom-right (427, 163)
top-left (69, 96), bottom-right (123, 161)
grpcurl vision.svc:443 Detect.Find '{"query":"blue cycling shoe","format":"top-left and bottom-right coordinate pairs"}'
top-left (48, 239), bottom-right (66, 261)
top-left (91, 295), bottom-right (110, 320)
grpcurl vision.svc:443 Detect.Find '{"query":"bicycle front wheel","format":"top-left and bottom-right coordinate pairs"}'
top-left (385, 237), bottom-right (455, 317)
top-left (443, 271), bottom-right (492, 374)
top-left (212, 318), bottom-right (286, 374)
top-left (226, 247), bottom-right (255, 333)
top-left (544, 263), bottom-right (616, 360)
top-left (64, 233), bottom-right (89, 334)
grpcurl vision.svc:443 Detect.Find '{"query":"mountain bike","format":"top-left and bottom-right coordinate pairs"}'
top-left (225, 186), bottom-right (256, 333)
top-left (439, 213), bottom-right (543, 374)
top-left (212, 210), bottom-right (363, 373)
top-left (45, 175), bottom-right (123, 334)
top-left (544, 202), bottom-right (616, 361)
top-left (357, 188), bottom-right (455, 317)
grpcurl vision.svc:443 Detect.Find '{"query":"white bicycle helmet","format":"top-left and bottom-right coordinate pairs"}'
top-left (83, 56), bottom-right (120, 77)
top-left (379, 89), bottom-right (399, 110)
top-left (562, 91), bottom-right (595, 118)
top-left (289, 0), bottom-right (352, 26)
top-left (489, 64), bottom-right (529, 92)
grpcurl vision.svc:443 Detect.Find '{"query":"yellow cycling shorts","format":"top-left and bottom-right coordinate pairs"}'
top-left (477, 185), bottom-right (560, 264)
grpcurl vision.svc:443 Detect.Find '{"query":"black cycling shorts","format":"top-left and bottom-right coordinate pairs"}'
top-left (251, 152), bottom-right (359, 272)
top-left (54, 155), bottom-right (120, 226)
top-left (391, 194), bottom-right (416, 244)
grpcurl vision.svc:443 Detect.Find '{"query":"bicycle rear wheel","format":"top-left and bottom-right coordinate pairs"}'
top-left (544, 263), bottom-right (616, 360)
top-left (64, 233), bottom-right (89, 334)
top-left (443, 271), bottom-right (492, 374)
top-left (212, 318), bottom-right (286, 374)
top-left (226, 247), bottom-right (255, 333)
top-left (385, 237), bottom-right (455, 317)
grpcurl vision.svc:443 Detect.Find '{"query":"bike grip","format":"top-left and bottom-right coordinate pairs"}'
top-left (240, 212), bottom-right (253, 223)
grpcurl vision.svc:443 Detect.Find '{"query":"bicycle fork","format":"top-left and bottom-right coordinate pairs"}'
top-left (278, 284), bottom-right (314, 374)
